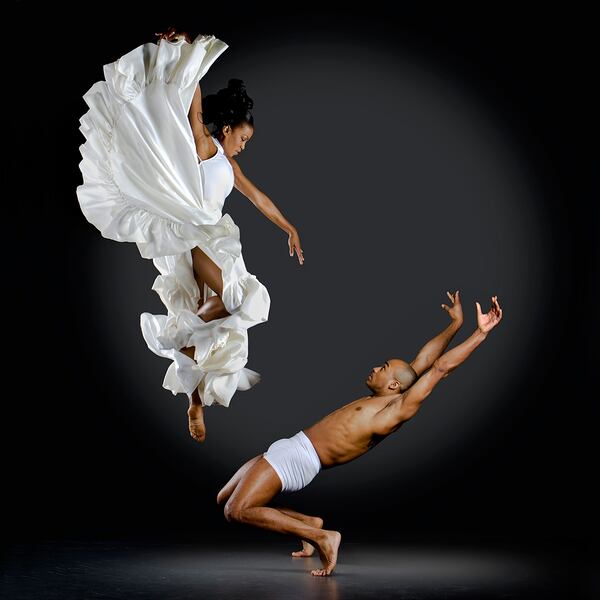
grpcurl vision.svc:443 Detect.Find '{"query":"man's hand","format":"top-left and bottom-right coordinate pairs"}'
top-left (409, 289), bottom-right (463, 377)
top-left (441, 290), bottom-right (463, 324)
top-left (476, 295), bottom-right (503, 333)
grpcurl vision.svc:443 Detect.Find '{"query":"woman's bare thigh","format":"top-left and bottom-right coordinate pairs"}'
top-left (191, 246), bottom-right (224, 297)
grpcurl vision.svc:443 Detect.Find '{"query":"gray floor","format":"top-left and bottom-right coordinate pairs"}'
top-left (1, 540), bottom-right (591, 599)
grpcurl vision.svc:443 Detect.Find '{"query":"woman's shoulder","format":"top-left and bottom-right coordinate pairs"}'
top-left (212, 135), bottom-right (225, 153)
top-left (196, 135), bottom-right (219, 161)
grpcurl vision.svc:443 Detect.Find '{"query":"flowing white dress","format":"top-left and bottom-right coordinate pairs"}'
top-left (76, 34), bottom-right (271, 407)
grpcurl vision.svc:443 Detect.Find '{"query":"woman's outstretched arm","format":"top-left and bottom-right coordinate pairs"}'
top-left (228, 157), bottom-right (304, 265)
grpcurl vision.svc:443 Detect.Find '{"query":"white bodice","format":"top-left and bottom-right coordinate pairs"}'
top-left (197, 136), bottom-right (234, 215)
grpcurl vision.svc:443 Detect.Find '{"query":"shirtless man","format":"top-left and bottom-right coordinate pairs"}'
top-left (216, 291), bottom-right (503, 576)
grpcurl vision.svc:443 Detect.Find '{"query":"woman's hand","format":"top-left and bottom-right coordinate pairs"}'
top-left (155, 27), bottom-right (192, 44)
top-left (288, 228), bottom-right (304, 265)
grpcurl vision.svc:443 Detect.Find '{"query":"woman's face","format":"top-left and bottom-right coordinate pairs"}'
top-left (220, 122), bottom-right (254, 158)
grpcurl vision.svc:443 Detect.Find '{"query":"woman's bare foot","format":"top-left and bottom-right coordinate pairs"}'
top-left (311, 529), bottom-right (342, 576)
top-left (188, 390), bottom-right (206, 443)
top-left (291, 517), bottom-right (323, 557)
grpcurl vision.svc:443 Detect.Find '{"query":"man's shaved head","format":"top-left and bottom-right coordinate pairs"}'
top-left (366, 358), bottom-right (418, 395)
top-left (391, 360), bottom-right (418, 391)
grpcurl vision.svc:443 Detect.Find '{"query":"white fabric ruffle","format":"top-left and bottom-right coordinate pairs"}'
top-left (76, 35), bottom-right (271, 407)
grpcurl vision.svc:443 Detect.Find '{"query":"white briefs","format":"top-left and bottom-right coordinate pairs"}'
top-left (262, 430), bottom-right (322, 493)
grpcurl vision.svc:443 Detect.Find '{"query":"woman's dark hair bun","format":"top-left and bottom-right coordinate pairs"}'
top-left (202, 78), bottom-right (254, 133)
top-left (225, 78), bottom-right (254, 112)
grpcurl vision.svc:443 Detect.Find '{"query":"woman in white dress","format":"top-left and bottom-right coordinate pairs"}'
top-left (77, 27), bottom-right (304, 442)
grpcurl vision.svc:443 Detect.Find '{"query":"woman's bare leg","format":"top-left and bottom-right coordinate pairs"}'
top-left (191, 247), bottom-right (231, 321)
top-left (194, 262), bottom-right (206, 311)
top-left (181, 346), bottom-right (206, 443)
top-left (197, 296), bottom-right (229, 322)
top-left (187, 388), bottom-right (206, 443)
top-left (180, 247), bottom-right (234, 442)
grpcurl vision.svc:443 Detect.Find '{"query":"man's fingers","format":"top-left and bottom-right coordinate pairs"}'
top-left (441, 304), bottom-right (449, 311)
top-left (476, 301), bottom-right (482, 315)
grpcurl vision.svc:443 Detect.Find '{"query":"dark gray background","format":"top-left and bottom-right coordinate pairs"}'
top-left (8, 4), bottom-right (595, 546)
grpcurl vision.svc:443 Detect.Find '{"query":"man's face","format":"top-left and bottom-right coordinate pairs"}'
top-left (366, 358), bottom-right (403, 395)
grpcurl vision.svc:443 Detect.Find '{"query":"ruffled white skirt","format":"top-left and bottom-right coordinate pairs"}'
top-left (76, 35), bottom-right (270, 407)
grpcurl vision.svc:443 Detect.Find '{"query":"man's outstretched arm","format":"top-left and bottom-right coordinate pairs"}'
top-left (372, 295), bottom-right (503, 435)
top-left (410, 290), bottom-right (464, 377)
top-left (400, 295), bottom-right (503, 421)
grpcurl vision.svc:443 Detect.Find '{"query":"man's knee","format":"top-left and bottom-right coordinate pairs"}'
top-left (216, 487), bottom-right (229, 506)
top-left (223, 500), bottom-right (245, 523)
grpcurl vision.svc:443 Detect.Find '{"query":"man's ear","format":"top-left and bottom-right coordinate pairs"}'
top-left (389, 379), bottom-right (400, 391)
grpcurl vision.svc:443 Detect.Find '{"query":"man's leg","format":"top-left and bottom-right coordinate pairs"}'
top-left (218, 460), bottom-right (324, 557)
top-left (272, 506), bottom-right (323, 557)
top-left (224, 457), bottom-right (341, 576)
top-left (217, 454), bottom-right (263, 505)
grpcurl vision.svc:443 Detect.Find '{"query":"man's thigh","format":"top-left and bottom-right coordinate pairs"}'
top-left (226, 457), bottom-right (283, 509)
top-left (217, 454), bottom-right (263, 505)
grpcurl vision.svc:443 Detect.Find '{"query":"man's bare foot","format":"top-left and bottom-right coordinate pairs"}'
top-left (291, 517), bottom-right (323, 557)
top-left (311, 529), bottom-right (342, 576)
top-left (187, 403), bottom-right (206, 443)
